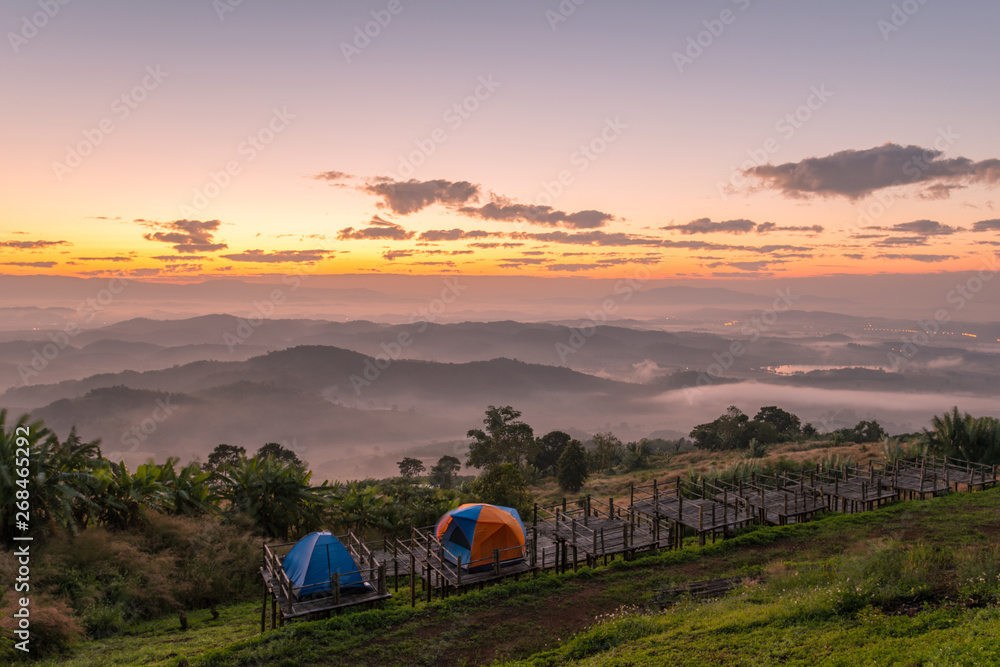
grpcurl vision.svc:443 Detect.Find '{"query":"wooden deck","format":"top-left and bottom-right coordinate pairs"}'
top-left (259, 538), bottom-right (391, 632)
top-left (258, 454), bottom-right (997, 630)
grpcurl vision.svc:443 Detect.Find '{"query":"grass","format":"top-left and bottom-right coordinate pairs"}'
top-left (33, 603), bottom-right (261, 667)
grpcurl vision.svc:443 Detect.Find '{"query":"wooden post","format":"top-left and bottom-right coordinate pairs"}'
top-left (457, 557), bottom-right (462, 587)
top-left (378, 564), bottom-right (387, 596)
top-left (426, 562), bottom-right (432, 603)
top-left (261, 581), bottom-right (267, 634)
top-left (410, 553), bottom-right (416, 607)
top-left (494, 548), bottom-right (501, 576)
top-left (333, 572), bottom-right (340, 606)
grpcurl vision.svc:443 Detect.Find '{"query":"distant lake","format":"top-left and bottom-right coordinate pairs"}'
top-left (762, 365), bottom-right (887, 375)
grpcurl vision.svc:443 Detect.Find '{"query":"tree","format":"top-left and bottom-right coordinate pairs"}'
top-left (556, 440), bottom-right (589, 492)
top-left (690, 406), bottom-right (751, 451)
top-left (530, 431), bottom-right (572, 473)
top-left (205, 444), bottom-right (246, 473)
top-left (802, 423), bottom-right (818, 439)
top-left (217, 456), bottom-right (328, 540)
top-left (469, 463), bottom-right (533, 518)
top-left (428, 455), bottom-right (462, 489)
top-left (852, 420), bottom-right (887, 443)
top-left (257, 442), bottom-right (304, 468)
top-left (590, 432), bottom-right (624, 473)
top-left (922, 407), bottom-right (1000, 464)
top-left (752, 406), bottom-right (801, 440)
top-left (397, 457), bottom-right (426, 478)
top-left (621, 440), bottom-right (651, 471)
top-left (466, 405), bottom-right (535, 470)
top-left (1, 414), bottom-right (103, 543)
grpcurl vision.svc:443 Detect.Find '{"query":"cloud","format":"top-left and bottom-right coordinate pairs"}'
top-left (0, 240), bottom-right (70, 249)
top-left (1, 261), bottom-right (57, 267)
top-left (382, 250), bottom-right (414, 261)
top-left (743, 143), bottom-right (1000, 199)
top-left (662, 218), bottom-right (756, 235)
top-left (755, 222), bottom-right (824, 234)
top-left (337, 217), bottom-right (414, 241)
top-left (514, 231), bottom-right (664, 246)
top-left (459, 201), bottom-right (613, 229)
top-left (142, 219), bottom-right (228, 254)
top-left (874, 236), bottom-right (929, 247)
top-left (77, 256), bottom-right (133, 262)
top-left (362, 178), bottom-right (480, 214)
top-left (221, 249), bottom-right (333, 263)
top-left (972, 219), bottom-right (1000, 232)
top-left (418, 229), bottom-right (497, 242)
top-left (314, 170), bottom-right (352, 181)
top-left (889, 219), bottom-right (957, 235)
top-left (545, 263), bottom-right (601, 272)
top-left (876, 254), bottom-right (955, 263)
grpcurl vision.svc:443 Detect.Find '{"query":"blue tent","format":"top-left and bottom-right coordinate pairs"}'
top-left (282, 532), bottom-right (365, 598)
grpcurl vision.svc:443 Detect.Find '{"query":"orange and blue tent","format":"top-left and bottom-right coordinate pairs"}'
top-left (435, 503), bottom-right (526, 572)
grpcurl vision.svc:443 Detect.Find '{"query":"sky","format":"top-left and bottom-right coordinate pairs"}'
top-left (2, 0), bottom-right (1000, 281)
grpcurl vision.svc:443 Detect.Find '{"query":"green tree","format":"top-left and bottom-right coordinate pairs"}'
top-left (329, 481), bottom-right (388, 536)
top-left (466, 405), bottom-right (535, 470)
top-left (159, 458), bottom-right (218, 516)
top-left (556, 439), bottom-right (588, 492)
top-left (590, 432), bottom-right (624, 473)
top-left (428, 455), bottom-right (462, 489)
top-left (621, 439), bottom-right (651, 471)
top-left (92, 461), bottom-right (170, 530)
top-left (397, 457), bottom-right (426, 478)
top-left (1, 413), bottom-right (104, 543)
top-left (852, 420), bottom-right (887, 443)
top-left (530, 430), bottom-right (572, 473)
top-left (205, 444), bottom-right (246, 473)
top-left (690, 406), bottom-right (751, 451)
top-left (256, 442), bottom-right (304, 468)
top-left (218, 455), bottom-right (328, 540)
top-left (922, 407), bottom-right (1000, 464)
top-left (469, 463), bottom-right (532, 518)
top-left (752, 406), bottom-right (802, 440)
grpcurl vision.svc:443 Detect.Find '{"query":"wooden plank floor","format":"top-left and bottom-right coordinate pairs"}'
top-left (711, 488), bottom-right (828, 526)
top-left (632, 496), bottom-right (753, 533)
top-left (260, 568), bottom-right (391, 620)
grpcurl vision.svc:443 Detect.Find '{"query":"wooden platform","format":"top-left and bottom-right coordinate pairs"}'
top-left (260, 567), bottom-right (391, 621)
top-left (260, 537), bottom-right (391, 632)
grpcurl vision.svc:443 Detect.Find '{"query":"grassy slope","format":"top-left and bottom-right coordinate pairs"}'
top-left (46, 485), bottom-right (1000, 667)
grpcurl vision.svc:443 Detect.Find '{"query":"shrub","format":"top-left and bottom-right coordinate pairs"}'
top-left (0, 593), bottom-right (84, 659)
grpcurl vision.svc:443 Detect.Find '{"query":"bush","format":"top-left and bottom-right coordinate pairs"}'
top-left (82, 601), bottom-right (127, 639)
top-left (0, 593), bottom-right (84, 659)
